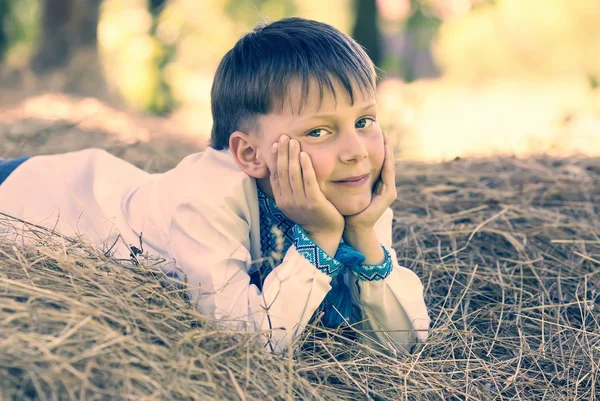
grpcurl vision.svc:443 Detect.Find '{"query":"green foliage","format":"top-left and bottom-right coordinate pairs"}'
top-left (435, 0), bottom-right (600, 83)
top-left (402, 1), bottom-right (442, 82)
top-left (1, 0), bottom-right (354, 114)
top-left (1, 0), bottom-right (40, 67)
top-left (224, 0), bottom-right (297, 26)
top-left (589, 74), bottom-right (599, 90)
top-left (148, 7), bottom-right (177, 114)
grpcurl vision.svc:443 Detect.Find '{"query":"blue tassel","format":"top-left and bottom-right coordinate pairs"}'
top-left (320, 244), bottom-right (366, 328)
top-left (336, 243), bottom-right (366, 266)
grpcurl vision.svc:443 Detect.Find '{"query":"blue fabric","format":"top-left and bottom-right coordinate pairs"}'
top-left (350, 245), bottom-right (393, 281)
top-left (321, 244), bottom-right (392, 326)
top-left (320, 271), bottom-right (357, 327)
top-left (253, 187), bottom-right (394, 328)
top-left (0, 156), bottom-right (29, 186)
top-left (321, 245), bottom-right (365, 327)
top-left (251, 188), bottom-right (296, 288)
top-left (335, 243), bottom-right (367, 266)
top-left (254, 188), bottom-right (353, 326)
top-left (292, 224), bottom-right (343, 277)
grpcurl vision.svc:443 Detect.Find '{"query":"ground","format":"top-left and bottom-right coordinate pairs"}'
top-left (0, 93), bottom-right (599, 400)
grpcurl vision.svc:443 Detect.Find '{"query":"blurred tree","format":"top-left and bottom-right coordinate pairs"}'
top-left (401, 0), bottom-right (441, 82)
top-left (149, 0), bottom-right (167, 16)
top-left (0, 0), bottom-right (8, 60)
top-left (32, 0), bottom-right (101, 73)
top-left (435, 0), bottom-right (600, 83)
top-left (351, 0), bottom-right (381, 69)
top-left (0, 0), bottom-right (40, 70)
top-left (224, 0), bottom-right (297, 26)
top-left (149, 0), bottom-right (175, 113)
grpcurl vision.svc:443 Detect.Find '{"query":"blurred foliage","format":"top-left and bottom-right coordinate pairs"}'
top-left (0, 0), bottom-right (40, 67)
top-left (352, 0), bottom-right (381, 68)
top-left (1, 0), bottom-right (599, 117)
top-left (401, 0), bottom-right (442, 82)
top-left (98, 0), bottom-right (162, 111)
top-left (224, 0), bottom-right (297, 26)
top-left (434, 0), bottom-right (600, 84)
top-left (97, 0), bottom-right (351, 115)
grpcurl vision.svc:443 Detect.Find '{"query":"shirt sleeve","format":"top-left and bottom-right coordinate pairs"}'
top-left (167, 198), bottom-right (335, 353)
top-left (349, 245), bottom-right (393, 281)
top-left (355, 207), bottom-right (431, 352)
top-left (291, 224), bottom-right (344, 276)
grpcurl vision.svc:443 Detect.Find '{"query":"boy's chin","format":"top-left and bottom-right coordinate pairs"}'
top-left (335, 196), bottom-right (372, 217)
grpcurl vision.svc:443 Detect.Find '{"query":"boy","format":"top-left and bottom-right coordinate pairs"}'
top-left (0, 18), bottom-right (429, 353)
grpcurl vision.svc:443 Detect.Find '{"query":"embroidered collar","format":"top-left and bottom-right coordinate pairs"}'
top-left (252, 187), bottom-right (296, 289)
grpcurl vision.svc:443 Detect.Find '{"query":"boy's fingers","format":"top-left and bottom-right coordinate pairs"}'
top-left (382, 136), bottom-right (396, 186)
top-left (269, 170), bottom-right (280, 195)
top-left (269, 142), bottom-right (281, 196)
top-left (276, 135), bottom-right (293, 200)
top-left (300, 151), bottom-right (323, 203)
top-left (382, 142), bottom-right (397, 200)
top-left (288, 139), bottom-right (306, 200)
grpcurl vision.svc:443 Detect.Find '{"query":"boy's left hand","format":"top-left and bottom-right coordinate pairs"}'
top-left (344, 130), bottom-right (397, 233)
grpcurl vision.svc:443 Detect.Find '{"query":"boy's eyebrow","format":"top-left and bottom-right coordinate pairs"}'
top-left (303, 102), bottom-right (378, 120)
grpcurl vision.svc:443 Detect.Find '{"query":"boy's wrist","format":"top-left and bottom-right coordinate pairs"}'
top-left (343, 225), bottom-right (375, 237)
top-left (343, 228), bottom-right (385, 265)
top-left (303, 229), bottom-right (342, 257)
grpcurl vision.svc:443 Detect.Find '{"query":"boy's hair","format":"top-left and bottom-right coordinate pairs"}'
top-left (209, 17), bottom-right (377, 150)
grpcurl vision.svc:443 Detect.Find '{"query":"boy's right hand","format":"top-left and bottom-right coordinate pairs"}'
top-left (269, 135), bottom-right (344, 255)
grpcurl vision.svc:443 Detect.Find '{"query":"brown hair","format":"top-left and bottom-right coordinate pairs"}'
top-left (209, 17), bottom-right (377, 150)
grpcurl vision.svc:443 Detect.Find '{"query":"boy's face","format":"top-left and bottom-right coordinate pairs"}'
top-left (255, 78), bottom-right (385, 216)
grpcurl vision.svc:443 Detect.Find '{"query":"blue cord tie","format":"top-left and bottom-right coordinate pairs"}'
top-left (319, 243), bottom-right (368, 327)
top-left (294, 230), bottom-right (395, 327)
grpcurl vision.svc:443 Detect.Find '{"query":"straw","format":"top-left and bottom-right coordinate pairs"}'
top-left (1, 114), bottom-right (599, 400)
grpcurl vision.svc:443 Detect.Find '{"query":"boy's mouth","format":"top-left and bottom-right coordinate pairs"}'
top-left (334, 173), bottom-right (370, 182)
top-left (333, 173), bottom-right (370, 186)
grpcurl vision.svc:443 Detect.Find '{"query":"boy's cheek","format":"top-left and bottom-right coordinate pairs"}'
top-left (368, 142), bottom-right (385, 172)
top-left (258, 149), bottom-right (276, 175)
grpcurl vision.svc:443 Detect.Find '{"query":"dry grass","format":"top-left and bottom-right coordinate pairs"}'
top-left (391, 156), bottom-right (600, 399)
top-left (1, 113), bottom-right (600, 400)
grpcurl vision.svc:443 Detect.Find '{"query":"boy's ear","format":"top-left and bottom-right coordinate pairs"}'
top-left (229, 131), bottom-right (269, 179)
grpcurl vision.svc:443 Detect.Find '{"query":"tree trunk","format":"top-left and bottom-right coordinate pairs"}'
top-left (351, 0), bottom-right (382, 69)
top-left (401, 0), bottom-right (441, 82)
top-left (0, 0), bottom-right (9, 60)
top-left (149, 0), bottom-right (167, 16)
top-left (32, 0), bottom-right (101, 74)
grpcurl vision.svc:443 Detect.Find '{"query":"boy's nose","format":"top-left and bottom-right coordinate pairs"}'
top-left (339, 129), bottom-right (368, 163)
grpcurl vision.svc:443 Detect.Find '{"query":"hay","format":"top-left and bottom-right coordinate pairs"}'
top-left (1, 119), bottom-right (600, 399)
top-left (0, 221), bottom-right (345, 401)
top-left (391, 156), bottom-right (600, 399)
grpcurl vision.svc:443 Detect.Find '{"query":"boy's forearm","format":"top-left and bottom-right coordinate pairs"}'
top-left (305, 230), bottom-right (343, 258)
top-left (343, 228), bottom-right (385, 265)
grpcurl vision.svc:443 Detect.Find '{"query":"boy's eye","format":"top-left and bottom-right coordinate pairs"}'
top-left (306, 128), bottom-right (329, 138)
top-left (355, 117), bottom-right (374, 129)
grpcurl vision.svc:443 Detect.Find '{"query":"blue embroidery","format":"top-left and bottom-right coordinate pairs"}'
top-left (292, 225), bottom-right (343, 277)
top-left (254, 186), bottom-right (394, 326)
top-left (252, 189), bottom-right (296, 288)
top-left (350, 246), bottom-right (393, 281)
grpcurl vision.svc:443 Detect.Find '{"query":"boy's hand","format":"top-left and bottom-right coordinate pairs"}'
top-left (270, 135), bottom-right (345, 253)
top-left (344, 130), bottom-right (397, 233)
